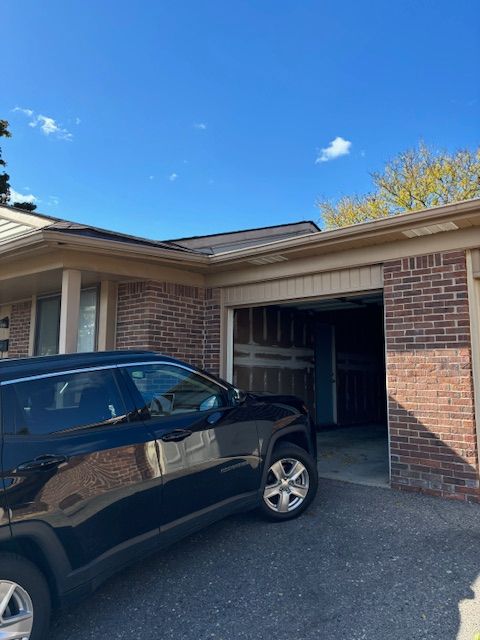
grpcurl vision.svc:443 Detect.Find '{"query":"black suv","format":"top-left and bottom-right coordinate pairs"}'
top-left (0, 351), bottom-right (317, 640)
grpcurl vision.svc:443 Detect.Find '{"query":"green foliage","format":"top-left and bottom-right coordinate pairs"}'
top-left (13, 201), bottom-right (37, 212)
top-left (0, 120), bottom-right (36, 211)
top-left (317, 143), bottom-right (480, 229)
top-left (0, 119), bottom-right (11, 204)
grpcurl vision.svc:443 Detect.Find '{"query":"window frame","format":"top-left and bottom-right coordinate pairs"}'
top-left (34, 293), bottom-right (61, 357)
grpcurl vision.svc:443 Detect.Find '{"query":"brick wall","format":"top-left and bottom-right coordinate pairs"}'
top-left (116, 281), bottom-right (221, 375)
top-left (385, 250), bottom-right (479, 502)
top-left (8, 300), bottom-right (31, 358)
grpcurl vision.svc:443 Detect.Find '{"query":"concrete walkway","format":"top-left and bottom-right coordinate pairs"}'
top-left (317, 423), bottom-right (390, 487)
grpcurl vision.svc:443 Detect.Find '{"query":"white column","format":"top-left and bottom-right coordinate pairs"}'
top-left (466, 250), bottom-right (480, 472)
top-left (97, 280), bottom-right (118, 351)
top-left (59, 269), bottom-right (81, 354)
top-left (28, 295), bottom-right (37, 356)
top-left (223, 306), bottom-right (234, 382)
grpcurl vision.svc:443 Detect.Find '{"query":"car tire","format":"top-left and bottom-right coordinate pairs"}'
top-left (259, 442), bottom-right (318, 521)
top-left (0, 553), bottom-right (51, 640)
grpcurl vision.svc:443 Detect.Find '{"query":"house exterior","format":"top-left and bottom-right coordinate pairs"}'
top-left (1, 200), bottom-right (480, 502)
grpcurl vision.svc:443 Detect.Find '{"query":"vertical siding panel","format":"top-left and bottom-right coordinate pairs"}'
top-left (223, 265), bottom-right (383, 306)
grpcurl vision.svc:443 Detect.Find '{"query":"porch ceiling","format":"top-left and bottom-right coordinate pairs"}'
top-left (0, 268), bottom-right (62, 304)
top-left (0, 269), bottom-right (103, 304)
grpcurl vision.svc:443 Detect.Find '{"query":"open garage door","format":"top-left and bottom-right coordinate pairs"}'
top-left (233, 293), bottom-right (386, 427)
top-left (232, 292), bottom-right (389, 487)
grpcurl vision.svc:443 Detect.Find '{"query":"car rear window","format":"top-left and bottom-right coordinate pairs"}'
top-left (2, 369), bottom-right (127, 436)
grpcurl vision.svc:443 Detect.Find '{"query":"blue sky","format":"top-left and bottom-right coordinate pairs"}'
top-left (2, 0), bottom-right (479, 239)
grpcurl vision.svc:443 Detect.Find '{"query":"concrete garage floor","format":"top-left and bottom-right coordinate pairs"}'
top-left (317, 423), bottom-right (390, 488)
top-left (50, 481), bottom-right (480, 640)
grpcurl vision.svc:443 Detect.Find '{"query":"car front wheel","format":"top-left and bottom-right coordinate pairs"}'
top-left (0, 553), bottom-right (51, 640)
top-left (260, 442), bottom-right (318, 521)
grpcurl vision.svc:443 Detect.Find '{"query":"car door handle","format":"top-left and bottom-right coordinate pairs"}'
top-left (161, 429), bottom-right (192, 442)
top-left (17, 454), bottom-right (67, 472)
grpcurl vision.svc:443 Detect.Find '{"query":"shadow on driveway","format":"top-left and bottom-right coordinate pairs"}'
top-left (50, 480), bottom-right (480, 640)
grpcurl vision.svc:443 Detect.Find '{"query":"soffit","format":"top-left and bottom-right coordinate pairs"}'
top-left (0, 208), bottom-right (52, 245)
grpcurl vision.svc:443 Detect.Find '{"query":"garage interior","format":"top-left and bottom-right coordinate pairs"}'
top-left (233, 293), bottom-right (389, 487)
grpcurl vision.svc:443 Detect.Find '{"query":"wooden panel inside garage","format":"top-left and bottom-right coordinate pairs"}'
top-left (232, 294), bottom-right (386, 428)
top-left (233, 306), bottom-right (315, 415)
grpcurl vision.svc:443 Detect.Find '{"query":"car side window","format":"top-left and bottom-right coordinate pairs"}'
top-left (124, 363), bottom-right (227, 417)
top-left (2, 369), bottom-right (127, 436)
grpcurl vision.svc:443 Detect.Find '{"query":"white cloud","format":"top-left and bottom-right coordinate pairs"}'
top-left (37, 116), bottom-right (58, 135)
top-left (13, 107), bottom-right (73, 141)
top-left (315, 136), bottom-right (352, 163)
top-left (193, 122), bottom-right (207, 130)
top-left (48, 195), bottom-right (60, 206)
top-left (75, 117), bottom-right (81, 125)
top-left (35, 115), bottom-right (73, 140)
top-left (13, 107), bottom-right (34, 117)
top-left (148, 175), bottom-right (154, 180)
top-left (9, 188), bottom-right (37, 204)
top-left (168, 173), bottom-right (178, 182)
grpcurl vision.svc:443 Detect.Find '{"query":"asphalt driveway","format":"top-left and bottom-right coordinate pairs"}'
top-left (50, 480), bottom-right (480, 640)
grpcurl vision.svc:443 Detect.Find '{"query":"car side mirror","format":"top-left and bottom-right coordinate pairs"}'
top-left (199, 395), bottom-right (219, 412)
top-left (231, 387), bottom-right (247, 405)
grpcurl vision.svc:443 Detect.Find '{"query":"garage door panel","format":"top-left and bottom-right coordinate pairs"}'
top-left (223, 264), bottom-right (383, 307)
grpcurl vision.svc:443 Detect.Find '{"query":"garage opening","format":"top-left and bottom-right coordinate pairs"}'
top-left (232, 293), bottom-right (389, 487)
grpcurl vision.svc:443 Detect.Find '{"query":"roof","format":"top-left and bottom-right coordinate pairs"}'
top-left (0, 205), bottom-right (319, 256)
top-left (0, 205), bottom-right (195, 254)
top-left (1, 199), bottom-right (480, 274)
top-left (167, 220), bottom-right (320, 254)
top-left (46, 220), bottom-right (196, 253)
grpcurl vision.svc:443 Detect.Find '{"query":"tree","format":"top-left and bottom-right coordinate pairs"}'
top-left (317, 143), bottom-right (480, 228)
top-left (0, 119), bottom-right (11, 205)
top-left (13, 201), bottom-right (37, 212)
top-left (0, 119), bottom-right (37, 212)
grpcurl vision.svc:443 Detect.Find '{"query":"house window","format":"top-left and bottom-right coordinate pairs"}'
top-left (35, 295), bottom-right (61, 356)
top-left (35, 288), bottom-right (99, 356)
top-left (77, 288), bottom-right (98, 352)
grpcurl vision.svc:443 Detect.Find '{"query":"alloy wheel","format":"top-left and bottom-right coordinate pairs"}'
top-left (263, 457), bottom-right (310, 513)
top-left (0, 580), bottom-right (34, 640)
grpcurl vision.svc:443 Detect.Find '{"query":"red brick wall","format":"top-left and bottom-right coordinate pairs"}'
top-left (116, 281), bottom-right (221, 375)
top-left (8, 300), bottom-right (31, 358)
top-left (385, 250), bottom-right (479, 502)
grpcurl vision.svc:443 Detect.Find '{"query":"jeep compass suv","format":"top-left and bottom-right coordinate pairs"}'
top-left (0, 351), bottom-right (318, 640)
